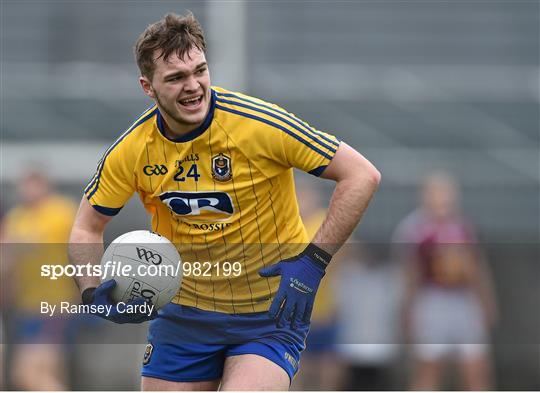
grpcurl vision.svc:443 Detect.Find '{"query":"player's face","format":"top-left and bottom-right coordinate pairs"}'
top-left (422, 176), bottom-right (460, 218)
top-left (140, 48), bottom-right (211, 135)
top-left (17, 172), bottom-right (50, 206)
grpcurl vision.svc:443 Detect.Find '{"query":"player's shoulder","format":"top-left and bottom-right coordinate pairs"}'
top-left (212, 85), bottom-right (322, 152)
top-left (103, 105), bottom-right (158, 159)
top-left (3, 204), bottom-right (23, 225)
top-left (44, 194), bottom-right (77, 214)
top-left (212, 86), bottom-right (294, 127)
top-left (213, 86), bottom-right (280, 109)
top-left (114, 104), bottom-right (158, 147)
top-left (392, 209), bottom-right (425, 243)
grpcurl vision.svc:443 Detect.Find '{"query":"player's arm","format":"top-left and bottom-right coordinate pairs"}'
top-left (68, 197), bottom-right (112, 292)
top-left (314, 142), bottom-right (381, 254)
top-left (470, 248), bottom-right (499, 328)
top-left (68, 198), bottom-right (157, 324)
top-left (260, 142), bottom-right (380, 329)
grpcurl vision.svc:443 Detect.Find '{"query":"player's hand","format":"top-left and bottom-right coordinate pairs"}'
top-left (259, 244), bottom-right (331, 330)
top-left (81, 279), bottom-right (158, 324)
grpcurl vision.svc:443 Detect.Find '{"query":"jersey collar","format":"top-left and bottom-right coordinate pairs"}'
top-left (156, 89), bottom-right (216, 143)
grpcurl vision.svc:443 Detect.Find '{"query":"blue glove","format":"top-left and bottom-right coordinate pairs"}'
top-left (81, 279), bottom-right (158, 324)
top-left (259, 244), bottom-right (331, 330)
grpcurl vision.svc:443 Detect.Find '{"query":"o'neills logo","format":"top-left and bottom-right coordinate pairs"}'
top-left (284, 352), bottom-right (298, 370)
top-left (212, 153), bottom-right (232, 182)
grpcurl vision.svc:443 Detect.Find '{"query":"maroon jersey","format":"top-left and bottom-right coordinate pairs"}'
top-left (394, 210), bottom-right (477, 287)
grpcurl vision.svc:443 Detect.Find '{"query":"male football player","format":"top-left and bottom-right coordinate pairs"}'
top-left (394, 172), bottom-right (497, 390)
top-left (69, 12), bottom-right (380, 390)
top-left (3, 170), bottom-right (78, 390)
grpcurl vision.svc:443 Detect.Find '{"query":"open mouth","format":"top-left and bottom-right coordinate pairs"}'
top-left (178, 95), bottom-right (203, 108)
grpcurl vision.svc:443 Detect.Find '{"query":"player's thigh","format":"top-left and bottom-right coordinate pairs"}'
top-left (141, 376), bottom-right (220, 391)
top-left (410, 358), bottom-right (443, 391)
top-left (220, 354), bottom-right (289, 391)
top-left (12, 344), bottom-right (63, 373)
top-left (12, 344), bottom-right (67, 389)
top-left (457, 348), bottom-right (492, 390)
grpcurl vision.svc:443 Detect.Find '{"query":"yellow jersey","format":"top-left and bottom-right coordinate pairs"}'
top-left (84, 87), bottom-right (340, 313)
top-left (2, 195), bottom-right (78, 311)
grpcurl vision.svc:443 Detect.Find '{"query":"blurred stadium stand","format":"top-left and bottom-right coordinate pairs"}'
top-left (1, 1), bottom-right (538, 390)
top-left (3, 1), bottom-right (538, 241)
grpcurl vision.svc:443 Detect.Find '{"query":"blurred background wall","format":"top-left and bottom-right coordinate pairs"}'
top-left (1, 0), bottom-right (538, 390)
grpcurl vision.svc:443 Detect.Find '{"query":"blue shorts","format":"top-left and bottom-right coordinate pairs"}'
top-left (141, 304), bottom-right (310, 383)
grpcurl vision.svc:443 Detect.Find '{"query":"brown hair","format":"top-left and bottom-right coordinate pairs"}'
top-left (134, 12), bottom-right (206, 80)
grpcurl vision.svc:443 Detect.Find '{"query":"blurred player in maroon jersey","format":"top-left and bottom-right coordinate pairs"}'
top-left (394, 172), bottom-right (498, 390)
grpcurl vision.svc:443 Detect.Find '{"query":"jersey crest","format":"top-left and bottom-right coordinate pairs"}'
top-left (211, 153), bottom-right (232, 182)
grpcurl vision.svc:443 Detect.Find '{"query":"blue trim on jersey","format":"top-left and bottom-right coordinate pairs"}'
top-left (90, 204), bottom-right (122, 216)
top-left (215, 91), bottom-right (339, 148)
top-left (84, 106), bottom-right (156, 196)
top-left (215, 104), bottom-right (333, 161)
top-left (156, 90), bottom-right (216, 142)
top-left (85, 107), bottom-right (158, 199)
top-left (308, 165), bottom-right (328, 177)
top-left (84, 162), bottom-right (102, 195)
top-left (215, 97), bottom-right (337, 154)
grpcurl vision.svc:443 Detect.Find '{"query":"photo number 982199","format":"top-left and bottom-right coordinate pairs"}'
top-left (182, 261), bottom-right (242, 277)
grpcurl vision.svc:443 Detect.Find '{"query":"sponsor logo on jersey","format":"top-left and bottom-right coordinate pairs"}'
top-left (184, 222), bottom-right (232, 232)
top-left (143, 164), bottom-right (168, 176)
top-left (159, 191), bottom-right (234, 219)
top-left (143, 343), bottom-right (153, 365)
top-left (211, 153), bottom-right (232, 182)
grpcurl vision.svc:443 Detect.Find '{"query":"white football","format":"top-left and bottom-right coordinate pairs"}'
top-left (101, 230), bottom-right (182, 309)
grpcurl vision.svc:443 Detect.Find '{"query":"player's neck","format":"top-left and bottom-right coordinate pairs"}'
top-left (158, 105), bottom-right (210, 140)
top-left (24, 192), bottom-right (52, 209)
top-left (160, 115), bottom-right (202, 139)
